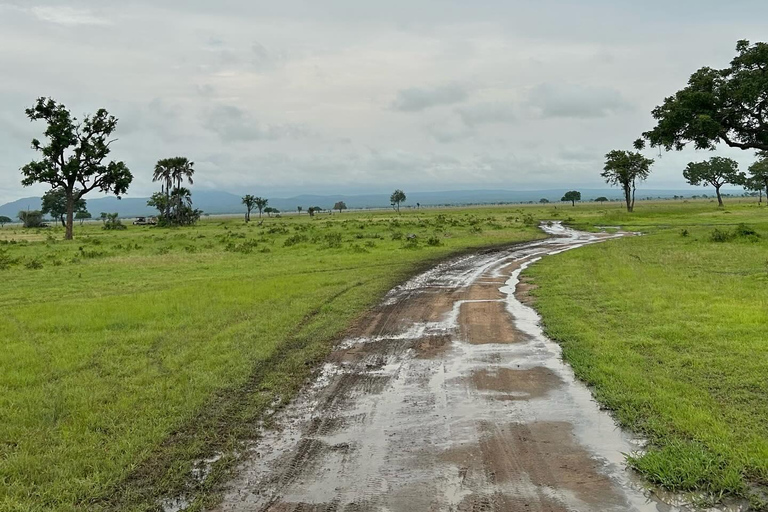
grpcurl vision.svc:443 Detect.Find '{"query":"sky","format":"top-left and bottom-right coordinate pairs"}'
top-left (1, 0), bottom-right (767, 204)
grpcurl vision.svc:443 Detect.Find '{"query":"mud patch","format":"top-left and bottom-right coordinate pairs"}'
top-left (515, 277), bottom-right (538, 306)
top-left (456, 492), bottom-right (569, 512)
top-left (413, 335), bottom-right (452, 359)
top-left (460, 282), bottom-right (507, 301)
top-left (470, 367), bottom-right (562, 400)
top-left (459, 301), bottom-right (529, 344)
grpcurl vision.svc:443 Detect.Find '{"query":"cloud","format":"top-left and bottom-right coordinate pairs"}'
top-left (204, 105), bottom-right (311, 142)
top-left (456, 102), bottom-right (518, 127)
top-left (390, 84), bottom-right (469, 112)
top-left (29, 6), bottom-right (111, 26)
top-left (528, 83), bottom-right (632, 119)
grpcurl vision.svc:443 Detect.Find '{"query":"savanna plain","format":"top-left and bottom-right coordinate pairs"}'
top-left (0, 200), bottom-right (766, 511)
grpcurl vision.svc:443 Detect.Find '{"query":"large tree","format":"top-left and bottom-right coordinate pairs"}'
top-left (636, 40), bottom-right (768, 153)
top-left (601, 150), bottom-right (654, 212)
top-left (333, 201), bottom-right (347, 213)
top-left (390, 189), bottom-right (406, 213)
top-left (683, 157), bottom-right (741, 207)
top-left (242, 194), bottom-right (256, 222)
top-left (41, 187), bottom-right (87, 228)
top-left (21, 98), bottom-right (132, 239)
top-left (561, 190), bottom-right (581, 206)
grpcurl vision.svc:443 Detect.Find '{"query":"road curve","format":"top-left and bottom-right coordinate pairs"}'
top-left (211, 223), bottom-right (713, 512)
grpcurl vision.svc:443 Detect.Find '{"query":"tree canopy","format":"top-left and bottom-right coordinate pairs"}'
top-left (21, 97), bottom-right (132, 239)
top-left (390, 189), bottom-right (406, 212)
top-left (637, 40), bottom-right (768, 153)
top-left (41, 187), bottom-right (87, 228)
top-left (254, 197), bottom-right (268, 217)
top-left (242, 195), bottom-right (256, 222)
top-left (75, 211), bottom-right (92, 225)
top-left (601, 150), bottom-right (654, 212)
top-left (539, 198), bottom-right (550, 204)
top-left (683, 156), bottom-right (741, 207)
top-left (561, 190), bottom-right (581, 206)
top-left (333, 201), bottom-right (347, 213)
top-left (18, 210), bottom-right (44, 228)
top-left (594, 196), bottom-right (609, 203)
top-left (0, 216), bottom-right (11, 227)
top-left (744, 152), bottom-right (768, 200)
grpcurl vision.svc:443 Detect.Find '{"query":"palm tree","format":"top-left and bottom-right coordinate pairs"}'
top-left (152, 160), bottom-right (174, 219)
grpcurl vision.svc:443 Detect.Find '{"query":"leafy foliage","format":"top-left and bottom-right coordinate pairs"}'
top-left (41, 187), bottom-right (87, 227)
top-left (390, 189), bottom-right (406, 212)
top-left (333, 201), bottom-right (347, 213)
top-left (18, 210), bottom-right (44, 228)
top-left (0, 215), bottom-right (11, 227)
top-left (637, 40), bottom-right (768, 152)
top-left (242, 195), bottom-right (256, 222)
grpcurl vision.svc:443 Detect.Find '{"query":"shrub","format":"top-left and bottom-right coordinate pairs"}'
top-left (426, 236), bottom-right (442, 247)
top-left (323, 232), bottom-right (343, 248)
top-left (391, 231), bottom-right (404, 241)
top-left (0, 248), bottom-right (15, 270)
top-left (709, 229), bottom-right (732, 243)
top-left (284, 234), bottom-right (308, 247)
top-left (402, 235), bottom-right (419, 249)
top-left (24, 258), bottom-right (43, 270)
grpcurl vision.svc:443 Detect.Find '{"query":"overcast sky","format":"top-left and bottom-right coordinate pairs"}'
top-left (1, 1), bottom-right (766, 204)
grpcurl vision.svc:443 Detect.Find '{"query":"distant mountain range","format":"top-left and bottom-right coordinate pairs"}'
top-left (0, 187), bottom-right (743, 221)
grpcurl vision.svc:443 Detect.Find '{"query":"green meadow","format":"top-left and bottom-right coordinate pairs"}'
top-left (524, 199), bottom-right (768, 508)
top-left (1, 199), bottom-right (767, 510)
top-left (0, 208), bottom-right (543, 511)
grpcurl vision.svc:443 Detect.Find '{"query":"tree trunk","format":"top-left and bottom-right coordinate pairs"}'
top-left (570, 200), bottom-right (575, 206)
top-left (65, 193), bottom-right (75, 240)
top-left (60, 215), bottom-right (66, 228)
top-left (623, 185), bottom-right (632, 212)
top-left (715, 185), bottom-right (724, 207)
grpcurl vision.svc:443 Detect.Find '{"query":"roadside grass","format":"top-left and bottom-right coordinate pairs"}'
top-left (0, 208), bottom-right (544, 511)
top-left (523, 200), bottom-right (768, 508)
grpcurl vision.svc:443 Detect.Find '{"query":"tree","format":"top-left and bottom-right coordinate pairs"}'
top-left (242, 194), bottom-right (256, 222)
top-left (561, 191), bottom-right (581, 206)
top-left (683, 157), bottom-right (740, 207)
top-left (636, 40), bottom-right (768, 153)
top-left (75, 211), bottom-right (92, 225)
top-left (157, 157), bottom-right (194, 225)
top-left (254, 197), bottom-right (268, 218)
top-left (307, 206), bottom-right (322, 217)
top-left (601, 150), bottom-right (654, 212)
top-left (745, 152), bottom-right (768, 203)
top-left (18, 210), bottom-right (44, 228)
top-left (21, 98), bottom-right (132, 240)
top-left (333, 201), bottom-right (347, 213)
top-left (41, 187), bottom-right (87, 227)
top-left (390, 189), bottom-right (406, 212)
top-left (297, 206), bottom-right (303, 215)
top-left (539, 198), bottom-right (550, 204)
top-left (594, 196), bottom-right (609, 204)
top-left (0, 216), bottom-right (12, 227)
top-left (264, 207), bottom-right (279, 217)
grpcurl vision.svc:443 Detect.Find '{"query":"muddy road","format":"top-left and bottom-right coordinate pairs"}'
top-left (211, 224), bottom-right (701, 512)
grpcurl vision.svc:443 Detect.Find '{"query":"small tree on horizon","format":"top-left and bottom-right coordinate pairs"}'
top-left (744, 152), bottom-right (768, 203)
top-left (75, 211), bottom-right (92, 225)
top-left (594, 196), bottom-right (609, 204)
top-left (683, 157), bottom-right (741, 207)
top-left (264, 207), bottom-right (279, 217)
top-left (297, 206), bottom-right (303, 215)
top-left (0, 216), bottom-right (12, 227)
top-left (601, 150), bottom-right (654, 212)
top-left (539, 198), bottom-right (550, 204)
top-left (334, 201), bottom-right (347, 213)
top-left (21, 97), bottom-right (132, 240)
top-left (561, 191), bottom-right (581, 206)
top-left (390, 189), bottom-right (406, 213)
top-left (242, 194), bottom-right (256, 222)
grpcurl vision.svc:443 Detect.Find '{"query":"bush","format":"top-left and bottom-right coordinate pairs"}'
top-left (709, 229), bottom-right (732, 243)
top-left (426, 236), bottom-right (442, 247)
top-left (284, 234), bottom-right (308, 247)
top-left (24, 258), bottom-right (43, 270)
top-left (323, 232), bottom-right (343, 248)
top-left (391, 231), bottom-right (404, 241)
top-left (0, 248), bottom-right (15, 270)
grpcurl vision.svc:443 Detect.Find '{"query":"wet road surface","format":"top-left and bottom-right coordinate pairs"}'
top-left (212, 224), bottom-right (730, 512)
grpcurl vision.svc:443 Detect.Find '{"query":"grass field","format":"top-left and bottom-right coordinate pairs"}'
top-left (0, 208), bottom-right (545, 511)
top-left (523, 199), bottom-right (768, 508)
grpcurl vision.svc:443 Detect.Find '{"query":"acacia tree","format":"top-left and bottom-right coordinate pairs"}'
top-left (41, 187), bottom-right (87, 227)
top-left (390, 189), bottom-right (406, 212)
top-left (636, 40), bottom-right (768, 153)
top-left (297, 206), bottom-right (303, 215)
top-left (0, 216), bottom-right (11, 227)
top-left (254, 197), bottom-right (268, 218)
top-left (21, 98), bottom-right (132, 240)
top-left (601, 150), bottom-right (654, 212)
top-left (683, 157), bottom-right (740, 207)
top-left (334, 201), bottom-right (347, 213)
top-left (264, 207), bottom-right (279, 217)
top-left (242, 194), bottom-right (256, 222)
top-left (595, 196), bottom-right (609, 204)
top-left (561, 190), bottom-right (581, 206)
top-left (539, 198), bottom-right (550, 204)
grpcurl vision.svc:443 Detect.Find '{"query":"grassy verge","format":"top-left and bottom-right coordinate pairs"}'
top-left (523, 200), bottom-right (768, 508)
top-left (0, 207), bottom-right (544, 511)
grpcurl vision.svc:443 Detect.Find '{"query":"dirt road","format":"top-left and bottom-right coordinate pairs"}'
top-left (211, 224), bottom-right (703, 511)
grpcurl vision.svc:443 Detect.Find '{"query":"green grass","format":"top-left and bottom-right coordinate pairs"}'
top-left (523, 199), bottom-right (768, 508)
top-left (0, 207), bottom-right (544, 511)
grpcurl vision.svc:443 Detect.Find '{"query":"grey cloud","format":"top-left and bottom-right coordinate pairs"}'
top-left (456, 102), bottom-right (517, 127)
top-left (30, 6), bottom-right (111, 25)
top-left (390, 84), bottom-right (469, 112)
top-left (204, 105), bottom-right (311, 142)
top-left (528, 83), bottom-right (632, 119)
